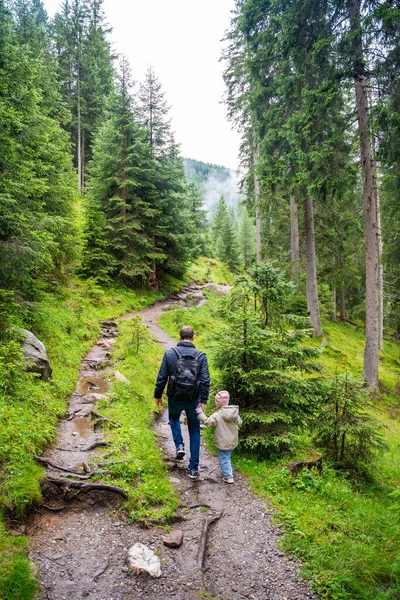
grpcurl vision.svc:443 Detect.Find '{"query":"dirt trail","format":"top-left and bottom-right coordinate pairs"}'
top-left (27, 287), bottom-right (318, 600)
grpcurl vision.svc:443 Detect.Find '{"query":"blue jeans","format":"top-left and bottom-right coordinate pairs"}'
top-left (218, 449), bottom-right (233, 478)
top-left (168, 397), bottom-right (200, 471)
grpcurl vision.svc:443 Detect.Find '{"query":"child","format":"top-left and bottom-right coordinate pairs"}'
top-left (195, 390), bottom-right (241, 484)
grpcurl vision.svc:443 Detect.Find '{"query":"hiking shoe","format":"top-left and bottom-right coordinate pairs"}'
top-left (223, 477), bottom-right (234, 484)
top-left (175, 447), bottom-right (185, 460)
top-left (188, 469), bottom-right (199, 479)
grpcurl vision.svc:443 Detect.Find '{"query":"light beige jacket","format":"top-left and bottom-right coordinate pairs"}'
top-left (197, 406), bottom-right (242, 450)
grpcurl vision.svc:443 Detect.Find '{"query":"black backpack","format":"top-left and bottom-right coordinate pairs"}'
top-left (167, 347), bottom-right (203, 401)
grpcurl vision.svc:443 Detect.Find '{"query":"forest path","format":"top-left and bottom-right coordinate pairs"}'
top-left (28, 288), bottom-right (318, 600)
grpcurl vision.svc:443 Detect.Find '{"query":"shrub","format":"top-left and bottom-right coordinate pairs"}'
top-left (212, 277), bottom-right (323, 455)
top-left (312, 375), bottom-right (388, 473)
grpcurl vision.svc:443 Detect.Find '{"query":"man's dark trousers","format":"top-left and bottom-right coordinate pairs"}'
top-left (168, 397), bottom-right (200, 471)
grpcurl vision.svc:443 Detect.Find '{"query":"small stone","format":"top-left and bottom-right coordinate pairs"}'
top-left (126, 543), bottom-right (161, 577)
top-left (114, 371), bottom-right (130, 384)
top-left (163, 529), bottom-right (183, 548)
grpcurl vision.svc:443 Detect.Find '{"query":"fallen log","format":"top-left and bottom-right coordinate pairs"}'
top-left (46, 476), bottom-right (128, 499)
top-left (197, 512), bottom-right (223, 570)
top-left (35, 456), bottom-right (83, 475)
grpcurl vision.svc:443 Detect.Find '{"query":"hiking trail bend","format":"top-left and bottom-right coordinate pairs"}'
top-left (27, 287), bottom-right (319, 600)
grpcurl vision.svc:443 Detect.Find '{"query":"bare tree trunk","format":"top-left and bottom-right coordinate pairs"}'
top-left (376, 188), bottom-right (384, 350)
top-left (340, 285), bottom-right (346, 321)
top-left (290, 195), bottom-right (300, 281)
top-left (304, 195), bottom-right (322, 337)
top-left (331, 286), bottom-right (337, 321)
top-left (253, 152), bottom-right (262, 264)
top-left (349, 0), bottom-right (379, 387)
top-left (77, 69), bottom-right (82, 195)
top-left (81, 128), bottom-right (85, 192)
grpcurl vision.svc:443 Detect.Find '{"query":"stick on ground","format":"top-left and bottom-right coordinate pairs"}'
top-left (197, 512), bottom-right (223, 570)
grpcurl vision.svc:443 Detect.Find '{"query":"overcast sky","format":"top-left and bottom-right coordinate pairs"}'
top-left (42, 0), bottom-right (240, 170)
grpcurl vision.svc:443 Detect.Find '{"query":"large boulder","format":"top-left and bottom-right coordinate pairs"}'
top-left (22, 330), bottom-right (52, 380)
top-left (204, 283), bottom-right (232, 297)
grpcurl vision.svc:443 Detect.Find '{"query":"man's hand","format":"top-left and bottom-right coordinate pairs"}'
top-left (199, 402), bottom-right (206, 411)
top-left (155, 398), bottom-right (163, 408)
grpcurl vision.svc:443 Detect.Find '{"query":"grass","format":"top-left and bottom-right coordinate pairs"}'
top-left (86, 316), bottom-right (180, 522)
top-left (309, 319), bottom-right (400, 397)
top-left (0, 278), bottom-right (171, 600)
top-left (159, 292), bottom-right (400, 600)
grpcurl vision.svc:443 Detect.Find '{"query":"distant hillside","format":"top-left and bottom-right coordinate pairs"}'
top-left (184, 158), bottom-right (241, 215)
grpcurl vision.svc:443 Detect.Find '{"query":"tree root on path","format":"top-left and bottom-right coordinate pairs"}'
top-left (90, 410), bottom-right (121, 428)
top-left (59, 470), bottom-right (108, 480)
top-left (92, 460), bottom-right (128, 467)
top-left (45, 476), bottom-right (128, 499)
top-left (35, 456), bottom-right (83, 474)
top-left (85, 441), bottom-right (110, 451)
top-left (92, 558), bottom-right (110, 582)
top-left (180, 503), bottom-right (213, 510)
top-left (197, 512), bottom-right (223, 570)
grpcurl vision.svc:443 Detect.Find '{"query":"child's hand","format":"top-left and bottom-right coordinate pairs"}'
top-left (195, 405), bottom-right (203, 414)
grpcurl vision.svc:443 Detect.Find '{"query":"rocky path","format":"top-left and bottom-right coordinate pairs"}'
top-left (27, 288), bottom-right (319, 600)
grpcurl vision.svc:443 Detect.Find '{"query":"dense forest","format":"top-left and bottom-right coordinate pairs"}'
top-left (1, 0), bottom-right (400, 599)
top-left (222, 0), bottom-right (400, 389)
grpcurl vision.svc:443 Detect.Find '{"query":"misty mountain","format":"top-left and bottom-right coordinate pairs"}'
top-left (184, 158), bottom-right (241, 215)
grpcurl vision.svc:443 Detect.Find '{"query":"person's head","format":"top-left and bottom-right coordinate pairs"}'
top-left (179, 325), bottom-right (195, 341)
top-left (215, 390), bottom-right (230, 408)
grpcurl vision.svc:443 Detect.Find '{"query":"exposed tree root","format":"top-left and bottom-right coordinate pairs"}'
top-left (92, 558), bottom-right (110, 582)
top-left (93, 460), bottom-right (128, 467)
top-left (90, 410), bottom-right (121, 427)
top-left (85, 441), bottom-right (110, 451)
top-left (197, 512), bottom-right (223, 570)
top-left (46, 476), bottom-right (128, 499)
top-left (35, 456), bottom-right (83, 474)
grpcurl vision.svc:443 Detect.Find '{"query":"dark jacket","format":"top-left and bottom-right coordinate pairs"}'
top-left (154, 341), bottom-right (210, 403)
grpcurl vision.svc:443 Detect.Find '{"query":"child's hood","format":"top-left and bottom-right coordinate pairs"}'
top-left (220, 405), bottom-right (240, 422)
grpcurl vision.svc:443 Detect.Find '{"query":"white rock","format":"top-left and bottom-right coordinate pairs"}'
top-left (114, 371), bottom-right (130, 384)
top-left (126, 543), bottom-right (161, 578)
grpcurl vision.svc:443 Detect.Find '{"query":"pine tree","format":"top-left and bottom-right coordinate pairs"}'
top-left (0, 0), bottom-right (76, 301)
top-left (139, 66), bottom-right (171, 157)
top-left (213, 276), bottom-right (322, 455)
top-left (81, 57), bottom-right (157, 284)
top-left (53, 0), bottom-right (113, 193)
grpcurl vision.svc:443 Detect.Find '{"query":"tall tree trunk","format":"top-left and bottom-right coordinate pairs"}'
top-left (331, 286), bottom-right (337, 321)
top-left (253, 152), bottom-right (262, 263)
top-left (304, 195), bottom-right (322, 337)
top-left (349, 0), bottom-right (379, 387)
top-left (376, 188), bottom-right (384, 350)
top-left (340, 285), bottom-right (346, 321)
top-left (77, 69), bottom-right (82, 195)
top-left (290, 194), bottom-right (300, 281)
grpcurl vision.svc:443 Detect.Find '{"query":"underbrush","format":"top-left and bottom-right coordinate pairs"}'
top-left (159, 294), bottom-right (400, 600)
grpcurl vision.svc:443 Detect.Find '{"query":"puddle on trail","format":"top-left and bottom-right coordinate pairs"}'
top-left (78, 376), bottom-right (108, 395)
top-left (72, 417), bottom-right (91, 438)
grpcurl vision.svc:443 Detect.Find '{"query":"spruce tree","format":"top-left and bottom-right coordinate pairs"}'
top-left (81, 57), bottom-right (157, 284)
top-left (0, 0), bottom-right (76, 301)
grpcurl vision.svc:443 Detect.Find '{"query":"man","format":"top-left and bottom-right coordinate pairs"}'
top-left (154, 325), bottom-right (210, 479)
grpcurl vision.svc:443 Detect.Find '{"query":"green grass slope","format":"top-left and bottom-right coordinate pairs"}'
top-left (159, 296), bottom-right (400, 600)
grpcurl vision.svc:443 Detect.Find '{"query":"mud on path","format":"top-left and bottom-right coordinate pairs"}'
top-left (27, 287), bottom-right (319, 600)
